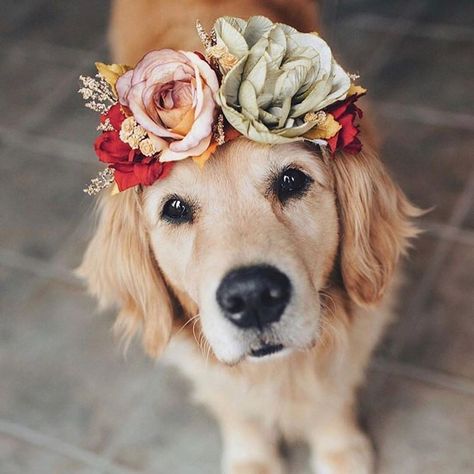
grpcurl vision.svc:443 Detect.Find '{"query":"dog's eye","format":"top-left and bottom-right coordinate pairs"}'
top-left (162, 197), bottom-right (192, 223)
top-left (276, 168), bottom-right (311, 202)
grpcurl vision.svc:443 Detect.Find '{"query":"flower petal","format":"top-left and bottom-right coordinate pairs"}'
top-left (192, 141), bottom-right (218, 168)
top-left (160, 135), bottom-right (211, 162)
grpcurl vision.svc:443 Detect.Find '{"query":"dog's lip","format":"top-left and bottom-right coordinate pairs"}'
top-left (249, 343), bottom-right (284, 358)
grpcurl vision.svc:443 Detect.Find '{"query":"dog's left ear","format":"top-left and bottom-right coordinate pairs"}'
top-left (78, 189), bottom-right (174, 357)
top-left (331, 145), bottom-right (420, 306)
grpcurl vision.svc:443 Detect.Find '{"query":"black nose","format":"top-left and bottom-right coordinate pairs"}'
top-left (216, 265), bottom-right (292, 329)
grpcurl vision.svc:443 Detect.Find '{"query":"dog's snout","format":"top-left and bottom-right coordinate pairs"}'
top-left (216, 265), bottom-right (291, 329)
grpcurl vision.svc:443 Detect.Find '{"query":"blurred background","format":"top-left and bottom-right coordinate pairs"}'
top-left (0, 0), bottom-right (473, 473)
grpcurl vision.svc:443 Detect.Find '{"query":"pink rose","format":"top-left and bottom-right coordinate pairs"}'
top-left (116, 49), bottom-right (219, 162)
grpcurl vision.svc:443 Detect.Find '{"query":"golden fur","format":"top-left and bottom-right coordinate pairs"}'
top-left (79, 2), bottom-right (420, 473)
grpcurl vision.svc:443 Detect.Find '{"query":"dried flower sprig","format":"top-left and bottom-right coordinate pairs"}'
top-left (78, 74), bottom-right (116, 113)
top-left (213, 113), bottom-right (226, 145)
top-left (97, 117), bottom-right (114, 132)
top-left (83, 167), bottom-right (115, 195)
top-left (195, 19), bottom-right (216, 50)
top-left (304, 110), bottom-right (327, 125)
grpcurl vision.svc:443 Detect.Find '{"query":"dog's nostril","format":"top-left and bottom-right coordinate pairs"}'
top-left (216, 264), bottom-right (292, 329)
top-left (261, 287), bottom-right (285, 305)
top-left (223, 295), bottom-right (246, 314)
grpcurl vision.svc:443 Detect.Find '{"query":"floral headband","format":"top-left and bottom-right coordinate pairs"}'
top-left (79, 16), bottom-right (366, 195)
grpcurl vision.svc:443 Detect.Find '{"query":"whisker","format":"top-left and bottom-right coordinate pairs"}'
top-left (175, 313), bottom-right (200, 337)
top-left (192, 317), bottom-right (201, 346)
top-left (205, 339), bottom-right (212, 366)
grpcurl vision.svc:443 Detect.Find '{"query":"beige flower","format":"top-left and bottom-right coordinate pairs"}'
top-left (119, 116), bottom-right (136, 141)
top-left (132, 125), bottom-right (147, 141)
top-left (116, 49), bottom-right (220, 162)
top-left (126, 134), bottom-right (141, 150)
top-left (139, 138), bottom-right (156, 156)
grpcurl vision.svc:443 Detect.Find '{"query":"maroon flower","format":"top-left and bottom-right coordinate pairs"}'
top-left (100, 103), bottom-right (126, 129)
top-left (94, 131), bottom-right (135, 164)
top-left (326, 95), bottom-right (363, 155)
top-left (93, 104), bottom-right (175, 191)
top-left (112, 160), bottom-right (173, 191)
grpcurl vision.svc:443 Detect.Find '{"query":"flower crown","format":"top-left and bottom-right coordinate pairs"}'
top-left (79, 16), bottom-right (366, 195)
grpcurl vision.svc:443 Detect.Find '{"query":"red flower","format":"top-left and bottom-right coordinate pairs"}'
top-left (100, 103), bottom-right (127, 129)
top-left (94, 131), bottom-right (135, 164)
top-left (326, 95), bottom-right (363, 155)
top-left (112, 161), bottom-right (173, 191)
top-left (94, 104), bottom-right (173, 191)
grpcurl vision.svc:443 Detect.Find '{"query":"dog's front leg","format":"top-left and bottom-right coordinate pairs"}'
top-left (307, 404), bottom-right (374, 474)
top-left (217, 413), bottom-right (283, 474)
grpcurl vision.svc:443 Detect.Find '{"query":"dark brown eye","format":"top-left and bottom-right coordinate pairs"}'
top-left (276, 168), bottom-right (311, 202)
top-left (162, 197), bottom-right (192, 223)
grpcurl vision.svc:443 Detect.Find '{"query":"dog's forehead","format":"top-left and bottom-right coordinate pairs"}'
top-left (207, 139), bottom-right (327, 182)
top-left (145, 139), bottom-right (328, 202)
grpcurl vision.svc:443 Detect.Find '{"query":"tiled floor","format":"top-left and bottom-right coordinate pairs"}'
top-left (0, 1), bottom-right (473, 473)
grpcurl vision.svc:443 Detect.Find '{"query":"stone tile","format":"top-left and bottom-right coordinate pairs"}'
top-left (328, 0), bottom-right (427, 21)
top-left (107, 367), bottom-right (221, 473)
top-left (418, 0), bottom-right (474, 28)
top-left (394, 241), bottom-right (474, 380)
top-left (372, 36), bottom-right (473, 115)
top-left (0, 0), bottom-right (45, 34)
top-left (330, 28), bottom-right (397, 76)
top-left (3, 0), bottom-right (110, 51)
top-left (0, 266), bottom-right (39, 345)
top-left (30, 70), bottom-right (105, 148)
top-left (0, 44), bottom-right (78, 130)
top-left (361, 371), bottom-right (474, 474)
top-left (460, 198), bottom-right (474, 231)
top-left (52, 213), bottom-right (96, 273)
top-left (0, 434), bottom-right (91, 474)
top-left (374, 115), bottom-right (474, 224)
top-left (0, 273), bottom-right (157, 457)
top-left (376, 233), bottom-right (440, 358)
top-left (0, 264), bottom-right (38, 310)
top-left (0, 144), bottom-right (99, 261)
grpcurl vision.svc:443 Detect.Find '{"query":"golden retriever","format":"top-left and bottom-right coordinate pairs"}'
top-left (79, 1), bottom-right (419, 473)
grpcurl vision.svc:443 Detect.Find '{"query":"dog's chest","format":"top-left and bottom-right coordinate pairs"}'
top-left (164, 338), bottom-right (340, 439)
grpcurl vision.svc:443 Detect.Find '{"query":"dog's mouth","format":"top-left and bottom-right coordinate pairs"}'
top-left (249, 343), bottom-right (284, 358)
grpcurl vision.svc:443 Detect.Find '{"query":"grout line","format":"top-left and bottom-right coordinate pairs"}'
top-left (0, 419), bottom-right (141, 474)
top-left (0, 126), bottom-right (95, 164)
top-left (375, 102), bottom-right (474, 131)
top-left (393, 165), bottom-right (474, 354)
top-left (371, 358), bottom-right (474, 397)
top-left (424, 221), bottom-right (474, 246)
top-left (20, 57), bottom-right (95, 131)
top-left (0, 0), bottom-right (49, 33)
top-left (50, 209), bottom-right (96, 265)
top-left (2, 37), bottom-right (101, 64)
top-left (341, 13), bottom-right (474, 43)
top-left (0, 247), bottom-right (80, 287)
top-left (411, 165), bottom-right (474, 297)
top-left (16, 34), bottom-right (107, 132)
top-left (357, 0), bottom-right (432, 80)
top-left (100, 377), bottom-right (159, 460)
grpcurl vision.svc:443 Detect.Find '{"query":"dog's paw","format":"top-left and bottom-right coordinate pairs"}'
top-left (313, 433), bottom-right (374, 474)
top-left (225, 460), bottom-right (284, 474)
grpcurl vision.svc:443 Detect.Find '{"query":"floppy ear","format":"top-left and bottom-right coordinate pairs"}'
top-left (78, 189), bottom-right (173, 357)
top-left (331, 146), bottom-right (420, 306)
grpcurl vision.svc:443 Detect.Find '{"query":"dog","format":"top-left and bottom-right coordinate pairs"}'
top-left (79, 1), bottom-right (419, 473)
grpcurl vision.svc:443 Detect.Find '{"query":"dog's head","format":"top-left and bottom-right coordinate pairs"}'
top-left (79, 138), bottom-right (417, 364)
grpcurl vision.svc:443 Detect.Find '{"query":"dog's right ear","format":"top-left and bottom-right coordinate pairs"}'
top-left (331, 145), bottom-right (420, 306)
top-left (78, 189), bottom-right (173, 357)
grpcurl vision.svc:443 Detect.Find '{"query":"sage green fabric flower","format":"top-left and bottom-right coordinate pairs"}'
top-left (213, 16), bottom-right (351, 144)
